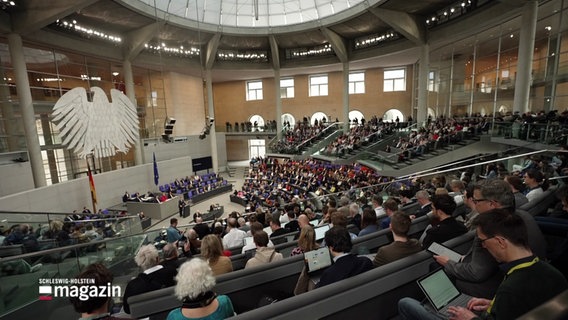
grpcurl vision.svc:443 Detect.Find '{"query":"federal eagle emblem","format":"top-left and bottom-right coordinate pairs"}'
top-left (52, 87), bottom-right (139, 158)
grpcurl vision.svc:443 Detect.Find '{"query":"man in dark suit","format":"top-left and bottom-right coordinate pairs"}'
top-left (269, 218), bottom-right (289, 238)
top-left (412, 190), bottom-right (432, 218)
top-left (316, 227), bottom-right (373, 288)
top-left (421, 194), bottom-right (468, 250)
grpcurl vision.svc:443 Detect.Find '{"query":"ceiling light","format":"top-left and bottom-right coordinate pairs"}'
top-left (545, 26), bottom-right (552, 31)
top-left (112, 72), bottom-right (119, 76)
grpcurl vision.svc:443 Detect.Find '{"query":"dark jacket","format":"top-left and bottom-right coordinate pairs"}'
top-left (316, 254), bottom-right (373, 288)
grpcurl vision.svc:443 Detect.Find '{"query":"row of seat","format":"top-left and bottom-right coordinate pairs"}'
top-left (128, 215), bottom-right (432, 318)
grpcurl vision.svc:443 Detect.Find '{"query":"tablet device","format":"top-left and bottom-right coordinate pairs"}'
top-left (427, 242), bottom-right (463, 263)
top-left (304, 247), bottom-right (332, 274)
top-left (314, 224), bottom-right (330, 241)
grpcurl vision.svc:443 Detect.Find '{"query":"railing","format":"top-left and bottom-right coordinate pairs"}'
top-left (0, 227), bottom-right (159, 318)
top-left (492, 121), bottom-right (568, 145)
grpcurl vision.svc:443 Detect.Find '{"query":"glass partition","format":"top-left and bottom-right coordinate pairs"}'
top-left (0, 230), bottom-right (149, 317)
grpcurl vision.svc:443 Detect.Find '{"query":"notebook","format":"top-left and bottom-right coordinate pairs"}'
top-left (427, 242), bottom-right (463, 263)
top-left (417, 268), bottom-right (473, 318)
top-left (314, 224), bottom-right (330, 241)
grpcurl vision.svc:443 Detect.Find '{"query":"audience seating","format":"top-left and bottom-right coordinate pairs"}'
top-left (518, 186), bottom-right (558, 216)
top-left (229, 232), bottom-right (474, 320)
top-left (128, 216), bottom-right (435, 319)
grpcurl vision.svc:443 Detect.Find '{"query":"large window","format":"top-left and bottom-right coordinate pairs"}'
top-left (246, 80), bottom-right (263, 101)
top-left (428, 71), bottom-right (438, 92)
top-left (384, 68), bottom-right (406, 92)
top-left (280, 78), bottom-right (295, 98)
top-left (309, 75), bottom-right (328, 96)
top-left (349, 72), bottom-right (365, 94)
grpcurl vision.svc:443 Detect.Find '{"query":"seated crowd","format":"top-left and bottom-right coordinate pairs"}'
top-left (271, 118), bottom-right (330, 154)
top-left (15, 143), bottom-right (560, 319)
top-left (381, 115), bottom-right (490, 163)
top-left (122, 172), bottom-right (229, 204)
top-left (323, 116), bottom-right (397, 157)
top-left (96, 149), bottom-right (568, 319)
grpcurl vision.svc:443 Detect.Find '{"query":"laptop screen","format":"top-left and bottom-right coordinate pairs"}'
top-left (417, 269), bottom-right (461, 310)
top-left (314, 224), bottom-right (330, 241)
top-left (243, 236), bottom-right (254, 247)
top-left (304, 247), bottom-right (332, 274)
top-left (263, 226), bottom-right (273, 236)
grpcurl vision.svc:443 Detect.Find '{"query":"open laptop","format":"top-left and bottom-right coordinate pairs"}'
top-left (427, 242), bottom-right (463, 263)
top-left (314, 224), bottom-right (330, 241)
top-left (243, 236), bottom-right (254, 247)
top-left (417, 268), bottom-right (473, 318)
top-left (304, 247), bottom-right (333, 283)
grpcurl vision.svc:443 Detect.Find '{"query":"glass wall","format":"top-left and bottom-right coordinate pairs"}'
top-left (0, 39), bottom-right (168, 185)
top-left (428, 0), bottom-right (568, 117)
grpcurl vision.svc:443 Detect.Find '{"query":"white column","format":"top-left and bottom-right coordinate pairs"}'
top-left (123, 59), bottom-right (143, 165)
top-left (417, 44), bottom-right (429, 125)
top-left (8, 33), bottom-right (46, 187)
top-left (274, 69), bottom-right (282, 140)
top-left (342, 62), bottom-right (349, 132)
top-left (513, 0), bottom-right (538, 113)
top-left (206, 70), bottom-right (218, 173)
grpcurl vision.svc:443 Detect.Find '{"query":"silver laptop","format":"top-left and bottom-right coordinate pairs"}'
top-left (417, 268), bottom-right (473, 318)
top-left (243, 236), bottom-right (254, 247)
top-left (314, 224), bottom-right (330, 241)
top-left (304, 247), bottom-right (332, 284)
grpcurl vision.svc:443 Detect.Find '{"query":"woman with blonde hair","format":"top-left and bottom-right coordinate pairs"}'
top-left (290, 225), bottom-right (318, 256)
top-left (200, 234), bottom-right (232, 276)
top-left (167, 259), bottom-right (234, 320)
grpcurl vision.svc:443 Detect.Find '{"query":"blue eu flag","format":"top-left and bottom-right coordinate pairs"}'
top-left (153, 152), bottom-right (159, 186)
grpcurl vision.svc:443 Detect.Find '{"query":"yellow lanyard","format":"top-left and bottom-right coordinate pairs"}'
top-left (487, 257), bottom-right (539, 314)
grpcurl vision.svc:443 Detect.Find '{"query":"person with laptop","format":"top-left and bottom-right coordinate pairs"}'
top-left (316, 227), bottom-right (373, 288)
top-left (373, 212), bottom-right (422, 268)
top-left (398, 209), bottom-right (568, 320)
top-left (433, 179), bottom-right (547, 299)
top-left (241, 222), bottom-right (274, 254)
top-left (421, 194), bottom-right (468, 250)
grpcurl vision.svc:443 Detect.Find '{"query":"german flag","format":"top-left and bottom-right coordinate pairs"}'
top-left (87, 162), bottom-right (98, 205)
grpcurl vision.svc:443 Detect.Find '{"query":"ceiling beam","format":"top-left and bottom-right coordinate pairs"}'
top-left (321, 27), bottom-right (348, 63)
top-left (369, 8), bottom-right (426, 46)
top-left (205, 34), bottom-right (221, 70)
top-left (269, 35), bottom-right (280, 70)
top-left (11, 0), bottom-right (99, 34)
top-left (123, 21), bottom-right (164, 61)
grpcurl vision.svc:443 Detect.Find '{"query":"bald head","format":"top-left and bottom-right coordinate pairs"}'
top-left (298, 214), bottom-right (310, 228)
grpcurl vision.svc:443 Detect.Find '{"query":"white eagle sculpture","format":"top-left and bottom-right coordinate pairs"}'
top-left (52, 87), bottom-right (139, 158)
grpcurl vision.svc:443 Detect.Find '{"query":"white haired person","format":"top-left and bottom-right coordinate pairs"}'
top-left (167, 258), bottom-right (235, 320)
top-left (122, 244), bottom-right (177, 315)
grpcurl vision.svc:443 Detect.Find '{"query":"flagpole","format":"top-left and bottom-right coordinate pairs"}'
top-left (87, 157), bottom-right (98, 213)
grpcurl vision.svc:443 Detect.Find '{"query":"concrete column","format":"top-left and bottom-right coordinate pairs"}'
top-left (0, 62), bottom-right (18, 151)
top-left (342, 62), bottom-right (349, 132)
top-left (274, 69), bottom-right (282, 140)
top-left (513, 0), bottom-right (538, 113)
top-left (123, 59), bottom-right (144, 165)
top-left (206, 70), bottom-right (218, 173)
top-left (8, 33), bottom-right (46, 187)
top-left (469, 44), bottom-right (477, 116)
top-left (417, 44), bottom-right (430, 125)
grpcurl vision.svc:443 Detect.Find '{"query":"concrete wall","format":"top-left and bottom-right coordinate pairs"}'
top-left (0, 156), bottom-right (192, 223)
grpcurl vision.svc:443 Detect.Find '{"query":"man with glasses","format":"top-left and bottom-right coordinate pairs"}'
top-left (398, 209), bottom-right (566, 320)
top-left (433, 179), bottom-right (546, 299)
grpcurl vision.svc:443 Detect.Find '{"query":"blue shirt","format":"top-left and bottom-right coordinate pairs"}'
top-left (166, 295), bottom-right (234, 320)
top-left (166, 226), bottom-right (182, 243)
